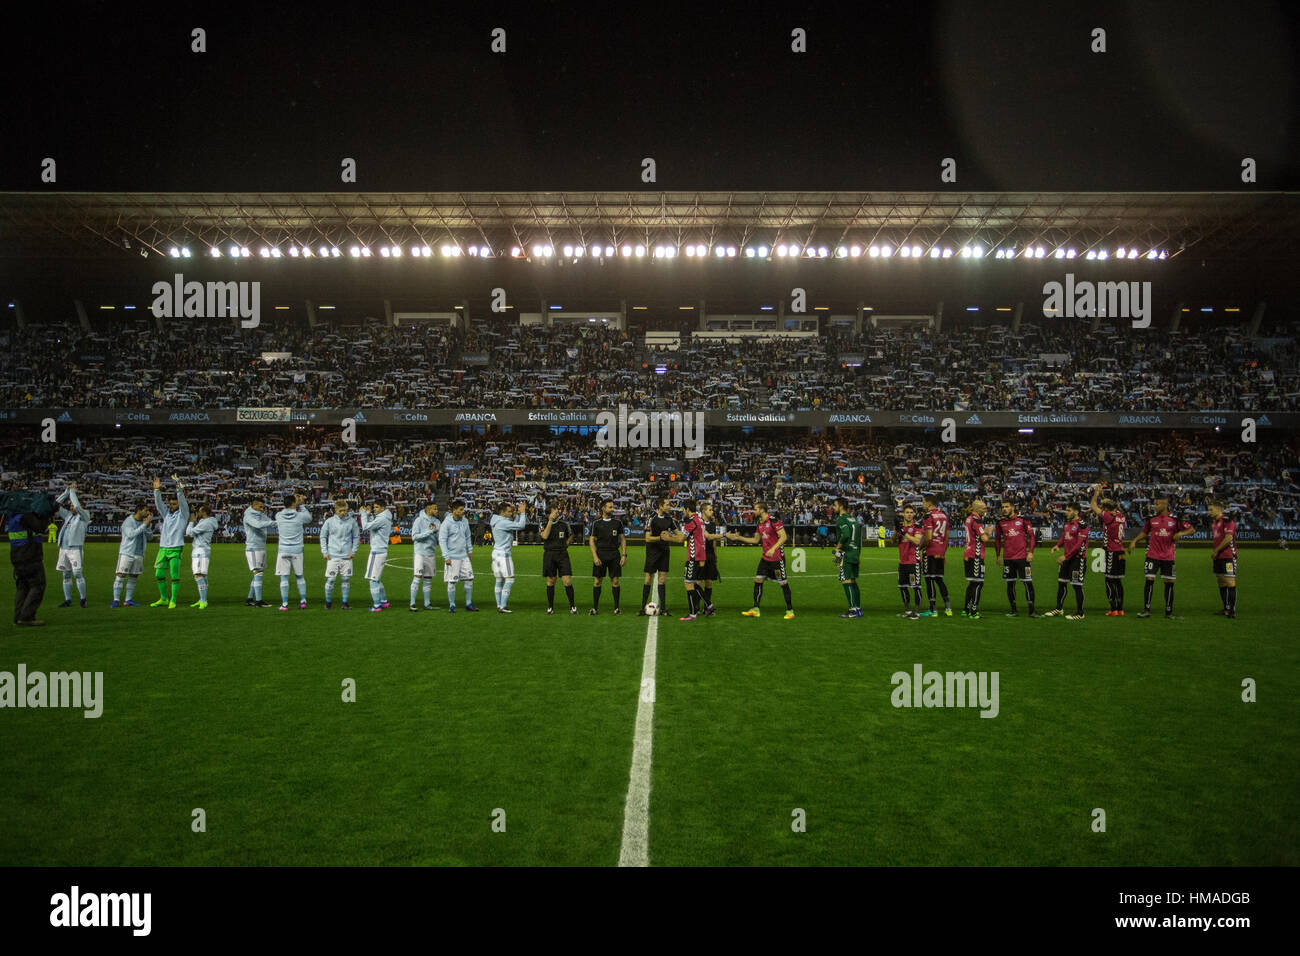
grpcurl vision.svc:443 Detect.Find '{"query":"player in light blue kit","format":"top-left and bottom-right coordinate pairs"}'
top-left (274, 492), bottom-right (312, 610)
top-left (409, 501), bottom-right (441, 611)
top-left (111, 502), bottom-right (152, 608)
top-left (438, 499), bottom-right (477, 612)
top-left (359, 499), bottom-right (394, 612)
top-left (489, 502), bottom-right (528, 613)
top-left (54, 483), bottom-right (91, 608)
top-left (185, 504), bottom-right (219, 609)
top-left (242, 497), bottom-right (275, 607)
top-left (320, 499), bottom-right (360, 610)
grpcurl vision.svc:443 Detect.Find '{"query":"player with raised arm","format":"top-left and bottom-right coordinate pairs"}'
top-left (896, 505), bottom-right (924, 619)
top-left (321, 499), bottom-right (360, 610)
top-left (110, 502), bottom-right (151, 608)
top-left (1208, 499), bottom-right (1238, 619)
top-left (540, 503), bottom-right (579, 615)
top-left (54, 483), bottom-right (91, 608)
top-left (995, 500), bottom-right (1040, 618)
top-left (185, 504), bottom-right (218, 609)
top-left (832, 498), bottom-right (864, 619)
top-left (1089, 485), bottom-right (1128, 616)
top-left (489, 502), bottom-right (528, 613)
top-left (588, 499), bottom-right (626, 615)
top-left (439, 499), bottom-right (477, 613)
top-left (242, 497), bottom-right (275, 607)
top-left (918, 493), bottom-right (952, 618)
top-left (728, 500), bottom-right (794, 620)
top-left (1129, 495), bottom-right (1195, 619)
top-left (359, 499), bottom-right (395, 612)
top-left (641, 495), bottom-right (675, 616)
top-left (151, 475), bottom-right (189, 609)
top-left (407, 501), bottom-right (440, 612)
top-left (274, 492), bottom-right (312, 610)
top-left (1046, 503), bottom-right (1088, 619)
top-left (961, 499), bottom-right (994, 619)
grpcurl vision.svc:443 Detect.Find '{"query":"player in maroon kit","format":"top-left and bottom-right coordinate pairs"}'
top-left (1046, 503), bottom-right (1088, 619)
top-left (728, 501), bottom-right (794, 619)
top-left (961, 499), bottom-right (995, 619)
top-left (896, 505), bottom-right (924, 619)
top-left (1089, 485), bottom-right (1128, 615)
top-left (995, 500), bottom-right (1040, 617)
top-left (1128, 496), bottom-right (1195, 618)
top-left (1207, 499), bottom-right (1238, 619)
top-left (918, 493), bottom-right (953, 617)
top-left (676, 500), bottom-right (707, 621)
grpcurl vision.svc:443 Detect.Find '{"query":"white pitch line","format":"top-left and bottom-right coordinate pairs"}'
top-left (617, 613), bottom-right (658, 867)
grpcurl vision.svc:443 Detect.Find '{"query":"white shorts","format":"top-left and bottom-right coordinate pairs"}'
top-left (365, 551), bottom-right (388, 581)
top-left (246, 549), bottom-right (267, 571)
top-left (444, 557), bottom-right (475, 582)
top-left (192, 553), bottom-right (210, 575)
top-left (55, 548), bottom-right (83, 572)
top-left (491, 552), bottom-right (515, 579)
top-left (325, 557), bottom-right (354, 579)
top-left (413, 554), bottom-right (439, 577)
top-left (116, 554), bottom-right (144, 576)
top-left (275, 552), bottom-right (305, 576)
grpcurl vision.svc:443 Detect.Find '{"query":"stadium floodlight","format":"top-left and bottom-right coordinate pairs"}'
top-left (169, 247), bottom-right (180, 258)
top-left (604, 245), bottom-right (615, 257)
top-left (804, 246), bottom-right (817, 257)
top-left (929, 246), bottom-right (941, 258)
top-left (209, 247), bottom-right (221, 257)
top-left (817, 246), bottom-right (829, 257)
top-left (531, 244), bottom-right (543, 257)
top-left (633, 244), bottom-right (645, 257)
top-left (666, 246), bottom-right (678, 258)
top-left (330, 247), bottom-right (340, 257)
top-left (776, 244), bottom-right (788, 257)
top-left (757, 245), bottom-right (769, 257)
top-left (714, 246), bottom-right (726, 258)
top-left (301, 246), bottom-right (313, 257)
top-left (316, 245), bottom-right (327, 256)
top-left (869, 245), bottom-right (880, 258)
top-left (1147, 249), bottom-right (1158, 259)
top-left (589, 244), bottom-right (600, 257)
top-left (910, 245), bottom-right (921, 258)
top-left (960, 246), bottom-right (972, 258)
top-left (258, 247), bottom-right (269, 257)
top-left (1054, 248), bottom-right (1065, 259)
top-left (181, 247), bottom-right (192, 257)
top-left (1116, 247), bottom-right (1126, 259)
top-left (967, 306), bottom-right (979, 311)
top-left (229, 245), bottom-right (240, 257)
top-left (744, 247), bottom-right (755, 258)
top-left (394, 245), bottom-right (405, 257)
top-left (510, 246), bottom-right (521, 258)
top-left (850, 244), bottom-right (862, 257)
top-left (1085, 250), bottom-right (1097, 259)
top-left (879, 245), bottom-right (892, 257)
top-left (562, 244), bottom-right (574, 257)
top-left (1158, 250), bottom-right (1167, 259)
top-left (622, 245), bottom-right (632, 257)
top-left (790, 243), bottom-right (802, 257)
top-left (573, 245), bottom-right (585, 258)
top-left (350, 246), bottom-right (361, 257)
top-left (360, 247), bottom-right (371, 257)
top-left (685, 244), bottom-right (697, 257)
top-left (727, 246), bottom-right (737, 257)
top-left (380, 247), bottom-right (391, 257)
top-left (942, 247), bottom-right (953, 258)
top-left (1066, 248), bottom-right (1077, 258)
top-left (1035, 247), bottom-right (1045, 258)
top-left (270, 247), bottom-right (282, 257)
top-left (1098, 249), bottom-right (1109, 260)
top-left (901, 245), bottom-right (912, 258)
top-left (836, 245), bottom-right (848, 258)
top-left (289, 246), bottom-right (300, 257)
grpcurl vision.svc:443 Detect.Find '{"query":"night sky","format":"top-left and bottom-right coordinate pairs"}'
top-left (3, 1), bottom-right (1298, 192)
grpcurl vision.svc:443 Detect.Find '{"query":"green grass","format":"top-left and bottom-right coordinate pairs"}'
top-left (1, 543), bottom-right (1296, 865)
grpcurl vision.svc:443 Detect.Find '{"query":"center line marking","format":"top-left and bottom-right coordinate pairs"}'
top-left (618, 613), bottom-right (658, 867)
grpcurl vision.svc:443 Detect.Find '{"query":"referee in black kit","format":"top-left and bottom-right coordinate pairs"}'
top-left (641, 494), bottom-right (675, 616)
top-left (588, 498), bottom-right (626, 615)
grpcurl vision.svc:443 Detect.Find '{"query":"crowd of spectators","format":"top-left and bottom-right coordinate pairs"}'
top-left (4, 429), bottom-right (1296, 544)
top-left (2, 316), bottom-right (1296, 413)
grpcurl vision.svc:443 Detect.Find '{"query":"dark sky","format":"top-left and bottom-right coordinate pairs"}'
top-left (2, 1), bottom-right (1298, 192)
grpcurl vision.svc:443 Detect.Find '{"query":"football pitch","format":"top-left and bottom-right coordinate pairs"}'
top-left (1, 542), bottom-right (1296, 866)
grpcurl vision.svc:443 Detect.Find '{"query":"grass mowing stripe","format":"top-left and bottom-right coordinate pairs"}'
top-left (618, 613), bottom-right (658, 867)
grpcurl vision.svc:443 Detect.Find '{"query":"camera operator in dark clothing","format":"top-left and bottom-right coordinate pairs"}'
top-left (8, 508), bottom-right (51, 627)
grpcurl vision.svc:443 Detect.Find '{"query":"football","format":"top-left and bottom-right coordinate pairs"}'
top-left (644, 602), bottom-right (659, 616)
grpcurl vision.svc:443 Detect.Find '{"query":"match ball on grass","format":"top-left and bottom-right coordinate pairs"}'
top-left (644, 602), bottom-right (658, 616)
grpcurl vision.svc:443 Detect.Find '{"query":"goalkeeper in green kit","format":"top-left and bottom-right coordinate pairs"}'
top-left (833, 497), bottom-right (864, 618)
top-left (151, 475), bottom-right (189, 608)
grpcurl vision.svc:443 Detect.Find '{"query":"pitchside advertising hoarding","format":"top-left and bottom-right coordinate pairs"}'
top-left (3, 408), bottom-right (1294, 430)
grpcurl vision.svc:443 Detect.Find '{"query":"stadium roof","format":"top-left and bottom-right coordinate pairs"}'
top-left (1, 191), bottom-right (1297, 263)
